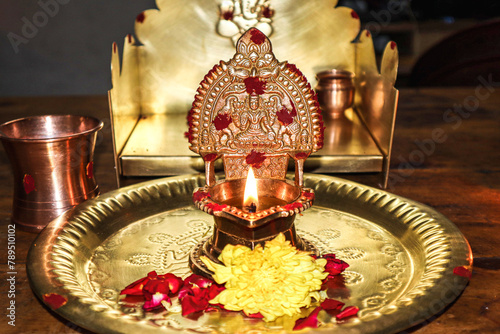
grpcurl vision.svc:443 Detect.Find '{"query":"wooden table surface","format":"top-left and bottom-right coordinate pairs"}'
top-left (1, 88), bottom-right (499, 333)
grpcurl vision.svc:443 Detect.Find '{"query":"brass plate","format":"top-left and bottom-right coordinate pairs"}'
top-left (27, 174), bottom-right (471, 334)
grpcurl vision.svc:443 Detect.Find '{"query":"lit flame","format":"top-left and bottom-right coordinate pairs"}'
top-left (243, 167), bottom-right (259, 209)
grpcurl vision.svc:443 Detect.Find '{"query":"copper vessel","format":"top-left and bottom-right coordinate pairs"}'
top-left (0, 115), bottom-right (103, 232)
top-left (315, 69), bottom-right (355, 119)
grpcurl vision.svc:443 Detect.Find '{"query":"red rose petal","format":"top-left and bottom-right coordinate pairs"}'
top-left (222, 8), bottom-right (234, 21)
top-left (262, 6), bottom-right (274, 19)
top-left (43, 293), bottom-right (67, 310)
top-left (293, 306), bottom-right (322, 330)
top-left (23, 174), bottom-right (36, 194)
top-left (203, 153), bottom-right (218, 162)
top-left (246, 150), bottom-right (266, 168)
top-left (143, 292), bottom-right (171, 311)
top-left (302, 191), bottom-right (314, 200)
top-left (205, 203), bottom-right (227, 211)
top-left (391, 41), bottom-right (397, 50)
top-left (453, 266), bottom-right (472, 279)
top-left (193, 190), bottom-right (210, 202)
top-left (120, 276), bottom-right (151, 296)
top-left (184, 274), bottom-right (213, 289)
top-left (286, 63), bottom-right (301, 76)
top-left (323, 276), bottom-right (351, 300)
top-left (213, 113), bottom-right (232, 130)
top-left (244, 77), bottom-right (266, 95)
top-left (295, 152), bottom-right (309, 160)
top-left (154, 273), bottom-right (184, 294)
top-left (323, 256), bottom-right (349, 277)
top-left (178, 285), bottom-right (193, 300)
top-left (121, 295), bottom-right (145, 304)
top-left (336, 306), bottom-right (359, 320)
top-left (181, 293), bottom-right (210, 316)
top-left (184, 131), bottom-right (193, 141)
top-left (136, 12), bottom-right (145, 23)
top-left (277, 106), bottom-right (294, 126)
top-left (351, 10), bottom-right (359, 19)
top-left (250, 28), bottom-right (266, 45)
top-left (207, 283), bottom-right (225, 300)
top-left (321, 299), bottom-right (345, 311)
top-left (147, 271), bottom-right (158, 279)
top-left (283, 202), bottom-right (303, 211)
top-left (244, 311), bottom-right (264, 319)
top-left (86, 162), bottom-right (94, 179)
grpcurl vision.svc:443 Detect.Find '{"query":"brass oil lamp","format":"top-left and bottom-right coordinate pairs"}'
top-left (187, 28), bottom-right (324, 277)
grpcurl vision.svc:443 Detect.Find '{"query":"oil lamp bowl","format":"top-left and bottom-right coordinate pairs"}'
top-left (190, 178), bottom-right (317, 276)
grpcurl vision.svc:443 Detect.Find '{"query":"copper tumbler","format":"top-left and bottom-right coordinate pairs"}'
top-left (315, 69), bottom-right (355, 119)
top-left (0, 115), bottom-right (103, 232)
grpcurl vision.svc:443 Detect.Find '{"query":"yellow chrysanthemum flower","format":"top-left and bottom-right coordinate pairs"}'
top-left (200, 233), bottom-right (328, 322)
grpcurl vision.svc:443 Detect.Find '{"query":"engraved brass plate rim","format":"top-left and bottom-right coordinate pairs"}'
top-left (27, 174), bottom-right (472, 334)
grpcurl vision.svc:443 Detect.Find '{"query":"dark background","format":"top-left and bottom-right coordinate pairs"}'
top-left (1, 0), bottom-right (499, 96)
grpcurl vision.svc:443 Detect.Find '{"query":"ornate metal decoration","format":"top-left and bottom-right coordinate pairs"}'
top-left (217, 0), bottom-right (275, 44)
top-left (187, 28), bottom-right (324, 185)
